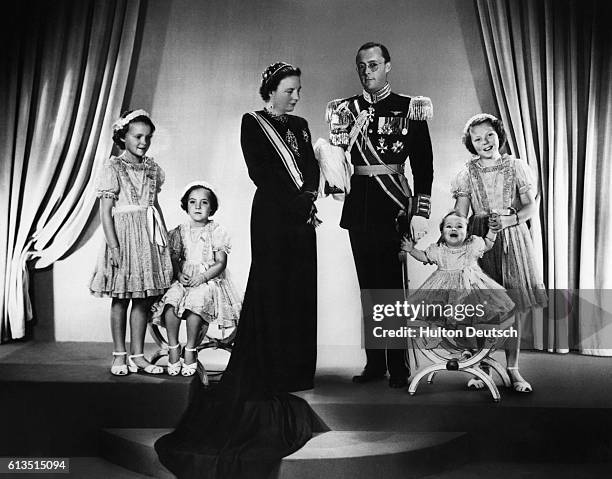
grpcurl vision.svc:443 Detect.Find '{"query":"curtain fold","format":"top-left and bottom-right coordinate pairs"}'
top-left (475, 0), bottom-right (612, 354)
top-left (0, 0), bottom-right (143, 341)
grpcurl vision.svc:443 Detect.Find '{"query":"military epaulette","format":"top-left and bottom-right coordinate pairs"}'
top-left (325, 98), bottom-right (350, 124)
top-left (407, 95), bottom-right (433, 121)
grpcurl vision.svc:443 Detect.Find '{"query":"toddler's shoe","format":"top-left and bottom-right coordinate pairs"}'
top-left (167, 344), bottom-right (182, 376)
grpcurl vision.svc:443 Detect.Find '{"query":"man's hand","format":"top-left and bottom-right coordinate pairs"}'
top-left (410, 215), bottom-right (428, 241)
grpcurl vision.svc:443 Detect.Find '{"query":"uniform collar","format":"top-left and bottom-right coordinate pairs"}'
top-left (362, 82), bottom-right (391, 104)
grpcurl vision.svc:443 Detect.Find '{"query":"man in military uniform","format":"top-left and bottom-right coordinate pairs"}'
top-left (326, 42), bottom-right (434, 388)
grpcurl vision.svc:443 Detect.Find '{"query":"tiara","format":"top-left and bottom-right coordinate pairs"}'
top-left (261, 62), bottom-right (294, 86)
top-left (112, 109), bottom-right (150, 131)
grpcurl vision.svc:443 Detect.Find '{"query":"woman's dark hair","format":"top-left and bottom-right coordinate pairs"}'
top-left (180, 185), bottom-right (218, 215)
top-left (461, 113), bottom-right (507, 156)
top-left (112, 110), bottom-right (156, 148)
top-left (259, 63), bottom-right (301, 101)
top-left (356, 42), bottom-right (391, 63)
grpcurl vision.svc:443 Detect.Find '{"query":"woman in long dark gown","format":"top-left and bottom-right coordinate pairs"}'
top-left (155, 62), bottom-right (324, 479)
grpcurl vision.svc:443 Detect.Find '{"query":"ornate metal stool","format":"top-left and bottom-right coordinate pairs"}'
top-left (407, 319), bottom-right (513, 402)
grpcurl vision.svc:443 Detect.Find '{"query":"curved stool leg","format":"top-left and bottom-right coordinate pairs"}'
top-left (463, 366), bottom-right (501, 402)
top-left (456, 347), bottom-right (493, 369)
top-left (426, 371), bottom-right (436, 384)
top-left (149, 348), bottom-right (166, 365)
top-left (408, 363), bottom-right (447, 395)
top-left (482, 358), bottom-right (511, 388)
top-left (197, 361), bottom-right (209, 387)
top-left (147, 323), bottom-right (168, 366)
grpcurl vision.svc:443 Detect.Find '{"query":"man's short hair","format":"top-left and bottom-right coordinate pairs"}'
top-left (356, 42), bottom-right (391, 63)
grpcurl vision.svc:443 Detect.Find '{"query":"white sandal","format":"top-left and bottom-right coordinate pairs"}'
top-left (167, 344), bottom-right (182, 376)
top-left (128, 354), bottom-right (163, 375)
top-left (110, 351), bottom-right (129, 376)
top-left (507, 366), bottom-right (532, 393)
top-left (181, 347), bottom-right (198, 377)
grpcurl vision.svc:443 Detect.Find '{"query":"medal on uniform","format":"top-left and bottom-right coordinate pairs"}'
top-left (401, 117), bottom-right (408, 135)
top-left (376, 138), bottom-right (388, 153)
top-left (367, 106), bottom-right (375, 122)
top-left (391, 140), bottom-right (404, 153)
top-left (378, 117), bottom-right (401, 135)
top-left (378, 117), bottom-right (393, 135)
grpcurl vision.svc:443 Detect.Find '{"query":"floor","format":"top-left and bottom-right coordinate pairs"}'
top-left (1, 341), bottom-right (612, 478)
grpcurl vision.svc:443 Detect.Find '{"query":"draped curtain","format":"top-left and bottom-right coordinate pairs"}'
top-left (0, 0), bottom-right (143, 341)
top-left (475, 0), bottom-right (612, 354)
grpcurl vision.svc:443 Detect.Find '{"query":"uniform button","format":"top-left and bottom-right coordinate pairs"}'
top-left (368, 129), bottom-right (373, 133)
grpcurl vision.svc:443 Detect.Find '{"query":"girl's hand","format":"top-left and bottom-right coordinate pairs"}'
top-left (178, 272), bottom-right (191, 285)
top-left (488, 214), bottom-right (502, 232)
top-left (188, 273), bottom-right (208, 288)
top-left (400, 236), bottom-right (415, 252)
top-left (109, 246), bottom-right (121, 268)
top-left (494, 214), bottom-right (515, 231)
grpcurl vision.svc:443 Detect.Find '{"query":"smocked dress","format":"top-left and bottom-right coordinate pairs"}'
top-left (408, 236), bottom-right (515, 326)
top-left (452, 155), bottom-right (547, 311)
top-left (89, 156), bottom-right (173, 298)
top-left (151, 221), bottom-right (241, 326)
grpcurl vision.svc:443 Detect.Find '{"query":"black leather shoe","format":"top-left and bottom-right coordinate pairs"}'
top-left (352, 371), bottom-right (386, 384)
top-left (388, 376), bottom-right (408, 388)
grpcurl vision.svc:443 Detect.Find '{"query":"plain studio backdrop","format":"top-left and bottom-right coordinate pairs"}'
top-left (31, 0), bottom-right (496, 349)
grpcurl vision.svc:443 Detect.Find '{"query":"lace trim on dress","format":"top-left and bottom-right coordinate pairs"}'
top-left (115, 156), bottom-right (157, 205)
top-left (468, 155), bottom-right (516, 211)
top-left (99, 191), bottom-right (118, 200)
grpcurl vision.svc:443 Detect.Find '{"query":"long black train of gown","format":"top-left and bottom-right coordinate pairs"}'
top-left (155, 110), bottom-right (326, 479)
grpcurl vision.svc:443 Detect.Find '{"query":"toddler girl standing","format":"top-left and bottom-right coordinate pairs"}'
top-left (402, 211), bottom-right (515, 327)
top-left (90, 109), bottom-right (173, 375)
top-left (152, 181), bottom-right (241, 376)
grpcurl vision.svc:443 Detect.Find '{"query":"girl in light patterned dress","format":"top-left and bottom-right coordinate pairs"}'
top-left (452, 113), bottom-right (547, 392)
top-left (151, 181), bottom-right (241, 376)
top-left (90, 110), bottom-right (173, 376)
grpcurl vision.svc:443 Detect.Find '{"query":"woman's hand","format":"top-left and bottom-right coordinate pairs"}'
top-left (289, 192), bottom-right (314, 222)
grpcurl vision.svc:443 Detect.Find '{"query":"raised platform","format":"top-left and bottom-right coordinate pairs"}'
top-left (2, 342), bottom-right (612, 478)
top-left (99, 428), bottom-right (467, 479)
